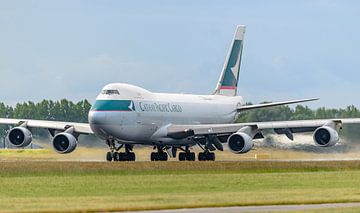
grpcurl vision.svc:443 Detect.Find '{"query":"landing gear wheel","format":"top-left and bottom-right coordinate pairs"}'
top-left (106, 140), bottom-right (136, 162)
top-left (118, 152), bottom-right (127, 161)
top-left (186, 152), bottom-right (196, 161)
top-left (106, 152), bottom-right (113, 162)
top-left (179, 152), bottom-right (186, 161)
top-left (198, 152), bottom-right (206, 161)
top-left (117, 152), bottom-right (136, 161)
top-left (150, 145), bottom-right (169, 161)
top-left (128, 152), bottom-right (136, 161)
top-left (208, 152), bottom-right (215, 161)
top-left (160, 152), bottom-right (168, 161)
top-left (198, 152), bottom-right (215, 161)
top-left (113, 152), bottom-right (120, 161)
top-left (150, 152), bottom-right (158, 161)
top-left (150, 152), bottom-right (168, 161)
top-left (179, 152), bottom-right (195, 161)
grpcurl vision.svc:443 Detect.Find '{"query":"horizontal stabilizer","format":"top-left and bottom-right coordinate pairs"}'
top-left (237, 98), bottom-right (319, 111)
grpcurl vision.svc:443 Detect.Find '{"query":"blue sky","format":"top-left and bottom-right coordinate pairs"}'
top-left (0, 0), bottom-right (359, 108)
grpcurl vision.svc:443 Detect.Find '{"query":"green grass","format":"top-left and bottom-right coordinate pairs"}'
top-left (1, 161), bottom-right (360, 212)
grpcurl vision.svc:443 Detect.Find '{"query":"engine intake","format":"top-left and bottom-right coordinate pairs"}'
top-left (7, 127), bottom-right (32, 147)
top-left (313, 126), bottom-right (339, 147)
top-left (52, 133), bottom-right (78, 154)
top-left (227, 132), bottom-right (253, 154)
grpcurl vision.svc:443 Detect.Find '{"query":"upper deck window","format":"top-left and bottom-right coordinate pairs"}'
top-left (101, 89), bottom-right (120, 95)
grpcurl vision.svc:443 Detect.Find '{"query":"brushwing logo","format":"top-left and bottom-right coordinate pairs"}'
top-left (128, 101), bottom-right (135, 111)
top-left (221, 40), bottom-right (242, 88)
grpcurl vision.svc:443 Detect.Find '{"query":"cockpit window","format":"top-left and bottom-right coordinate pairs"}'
top-left (101, 89), bottom-right (120, 95)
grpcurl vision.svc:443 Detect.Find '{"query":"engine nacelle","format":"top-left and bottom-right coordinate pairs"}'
top-left (227, 132), bottom-right (253, 154)
top-left (52, 133), bottom-right (78, 154)
top-left (7, 127), bottom-right (33, 147)
top-left (313, 126), bottom-right (339, 147)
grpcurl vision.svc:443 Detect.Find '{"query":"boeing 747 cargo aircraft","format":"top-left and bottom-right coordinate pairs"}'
top-left (1, 25), bottom-right (359, 161)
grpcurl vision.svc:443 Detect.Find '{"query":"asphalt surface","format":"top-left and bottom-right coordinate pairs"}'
top-left (126, 203), bottom-right (360, 213)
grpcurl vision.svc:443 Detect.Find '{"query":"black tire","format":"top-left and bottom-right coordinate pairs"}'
top-left (179, 152), bottom-right (186, 161)
top-left (106, 152), bottom-right (113, 162)
top-left (160, 152), bottom-right (168, 161)
top-left (187, 152), bottom-right (195, 161)
top-left (151, 152), bottom-right (157, 161)
top-left (113, 152), bottom-right (120, 161)
top-left (119, 152), bottom-right (127, 161)
top-left (191, 152), bottom-right (196, 161)
top-left (129, 152), bottom-right (136, 161)
top-left (198, 152), bottom-right (205, 161)
top-left (207, 152), bottom-right (215, 161)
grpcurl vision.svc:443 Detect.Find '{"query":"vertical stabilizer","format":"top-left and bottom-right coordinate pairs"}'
top-left (214, 25), bottom-right (245, 96)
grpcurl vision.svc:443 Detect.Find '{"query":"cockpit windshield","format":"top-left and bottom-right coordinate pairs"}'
top-left (101, 89), bottom-right (120, 95)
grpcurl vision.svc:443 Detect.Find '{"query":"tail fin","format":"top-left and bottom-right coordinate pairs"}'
top-left (214, 25), bottom-right (246, 96)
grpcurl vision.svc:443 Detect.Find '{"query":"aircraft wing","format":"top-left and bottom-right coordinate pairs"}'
top-left (165, 118), bottom-right (360, 140)
top-left (0, 118), bottom-right (93, 134)
top-left (237, 98), bottom-right (319, 111)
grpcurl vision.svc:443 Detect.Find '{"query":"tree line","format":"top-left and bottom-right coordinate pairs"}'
top-left (0, 99), bottom-right (91, 138)
top-left (0, 99), bottom-right (91, 122)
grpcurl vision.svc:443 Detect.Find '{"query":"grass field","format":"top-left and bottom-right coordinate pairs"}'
top-left (1, 161), bottom-right (360, 212)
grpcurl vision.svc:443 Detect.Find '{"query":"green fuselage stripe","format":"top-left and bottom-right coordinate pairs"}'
top-left (91, 100), bottom-right (132, 111)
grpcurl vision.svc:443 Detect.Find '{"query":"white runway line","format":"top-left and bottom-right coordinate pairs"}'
top-left (126, 202), bottom-right (360, 213)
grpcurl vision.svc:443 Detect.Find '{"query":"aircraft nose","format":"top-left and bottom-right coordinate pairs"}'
top-left (88, 111), bottom-right (106, 125)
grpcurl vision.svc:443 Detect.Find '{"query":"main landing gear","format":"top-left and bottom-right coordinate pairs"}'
top-left (150, 146), bottom-right (168, 161)
top-left (104, 139), bottom-right (216, 162)
top-left (196, 140), bottom-right (216, 161)
top-left (178, 146), bottom-right (196, 161)
top-left (149, 146), bottom-right (197, 161)
top-left (106, 139), bottom-right (136, 162)
top-left (198, 151), bottom-right (215, 161)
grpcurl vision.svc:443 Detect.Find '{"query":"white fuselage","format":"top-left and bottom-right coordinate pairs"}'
top-left (88, 83), bottom-right (244, 144)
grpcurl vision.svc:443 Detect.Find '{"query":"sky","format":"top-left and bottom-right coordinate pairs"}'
top-left (0, 0), bottom-right (359, 108)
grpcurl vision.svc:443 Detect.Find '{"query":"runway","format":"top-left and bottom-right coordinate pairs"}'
top-left (127, 203), bottom-right (360, 213)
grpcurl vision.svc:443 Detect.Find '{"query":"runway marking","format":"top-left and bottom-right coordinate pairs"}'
top-left (126, 203), bottom-right (360, 213)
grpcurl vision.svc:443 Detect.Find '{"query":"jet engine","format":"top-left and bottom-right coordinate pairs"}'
top-left (227, 131), bottom-right (253, 154)
top-left (313, 125), bottom-right (339, 147)
top-left (7, 127), bottom-right (32, 147)
top-left (52, 132), bottom-right (78, 154)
